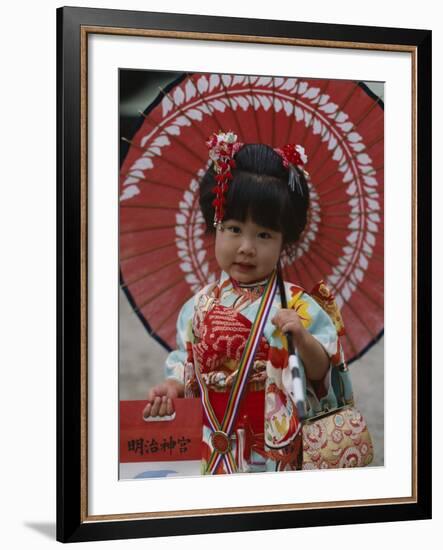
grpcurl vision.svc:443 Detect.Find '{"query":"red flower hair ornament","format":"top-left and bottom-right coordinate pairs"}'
top-left (206, 131), bottom-right (309, 227)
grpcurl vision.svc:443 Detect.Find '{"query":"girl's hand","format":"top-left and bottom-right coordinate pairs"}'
top-left (142, 379), bottom-right (184, 419)
top-left (271, 308), bottom-right (306, 343)
top-left (272, 308), bottom-right (330, 381)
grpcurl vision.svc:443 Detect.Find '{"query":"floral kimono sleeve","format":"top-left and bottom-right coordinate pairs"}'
top-left (164, 296), bottom-right (195, 384)
top-left (286, 285), bottom-right (343, 415)
top-left (287, 287), bottom-right (338, 355)
top-left (299, 294), bottom-right (339, 359)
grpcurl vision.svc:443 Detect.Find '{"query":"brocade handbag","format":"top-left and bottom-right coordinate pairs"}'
top-left (302, 281), bottom-right (374, 470)
top-left (300, 281), bottom-right (374, 469)
top-left (302, 403), bottom-right (374, 469)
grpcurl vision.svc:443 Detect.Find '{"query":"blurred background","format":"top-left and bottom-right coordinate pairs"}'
top-left (119, 71), bottom-right (384, 466)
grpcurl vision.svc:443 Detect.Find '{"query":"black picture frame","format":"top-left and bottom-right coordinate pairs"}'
top-left (57, 6), bottom-right (432, 543)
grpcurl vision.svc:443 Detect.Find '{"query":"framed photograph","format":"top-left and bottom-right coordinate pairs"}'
top-left (57, 6), bottom-right (431, 543)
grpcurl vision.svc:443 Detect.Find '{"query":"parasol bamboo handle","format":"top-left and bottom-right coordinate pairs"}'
top-left (277, 262), bottom-right (306, 420)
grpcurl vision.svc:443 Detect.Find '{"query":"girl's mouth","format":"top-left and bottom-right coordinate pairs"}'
top-left (234, 262), bottom-right (255, 272)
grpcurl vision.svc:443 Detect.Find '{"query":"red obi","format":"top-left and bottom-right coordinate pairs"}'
top-left (204, 389), bottom-right (266, 462)
top-left (206, 389), bottom-right (265, 435)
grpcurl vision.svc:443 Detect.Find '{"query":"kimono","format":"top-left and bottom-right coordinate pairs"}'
top-left (165, 271), bottom-right (348, 474)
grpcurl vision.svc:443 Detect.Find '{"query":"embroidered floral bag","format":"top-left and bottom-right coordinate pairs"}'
top-left (301, 282), bottom-right (374, 469)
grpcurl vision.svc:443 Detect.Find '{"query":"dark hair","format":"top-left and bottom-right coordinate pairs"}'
top-left (199, 143), bottom-right (310, 245)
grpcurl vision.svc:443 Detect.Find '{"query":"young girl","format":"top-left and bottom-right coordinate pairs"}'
top-left (143, 132), bottom-right (347, 474)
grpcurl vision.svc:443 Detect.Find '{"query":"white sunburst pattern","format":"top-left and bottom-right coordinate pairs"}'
top-left (280, 181), bottom-right (322, 268)
top-left (121, 74), bottom-right (381, 306)
top-left (175, 168), bottom-right (216, 293)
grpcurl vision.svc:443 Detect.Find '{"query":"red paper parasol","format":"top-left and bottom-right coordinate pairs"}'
top-left (119, 73), bottom-right (384, 363)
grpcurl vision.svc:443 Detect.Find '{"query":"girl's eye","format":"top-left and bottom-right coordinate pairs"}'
top-left (258, 232), bottom-right (272, 239)
top-left (227, 225), bottom-right (241, 234)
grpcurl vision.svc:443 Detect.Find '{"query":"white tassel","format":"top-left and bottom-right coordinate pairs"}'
top-left (235, 429), bottom-right (250, 473)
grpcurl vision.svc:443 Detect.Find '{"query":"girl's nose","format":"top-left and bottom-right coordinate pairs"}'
top-left (238, 237), bottom-right (256, 255)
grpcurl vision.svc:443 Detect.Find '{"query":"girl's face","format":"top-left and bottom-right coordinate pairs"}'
top-left (215, 216), bottom-right (283, 284)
